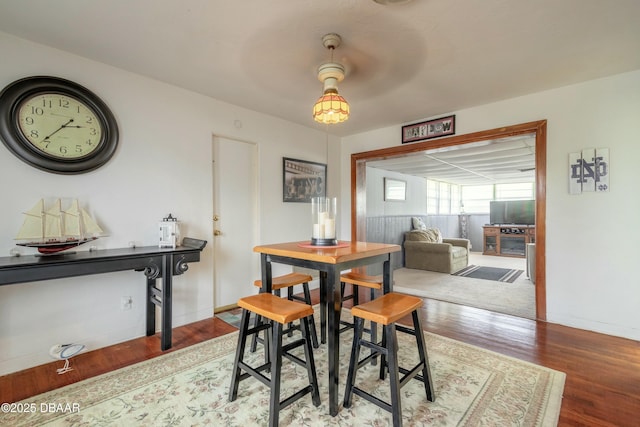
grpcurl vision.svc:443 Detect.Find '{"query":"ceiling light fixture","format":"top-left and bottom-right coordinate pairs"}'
top-left (313, 33), bottom-right (350, 124)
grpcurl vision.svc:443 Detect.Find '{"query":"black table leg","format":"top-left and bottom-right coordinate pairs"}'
top-left (146, 277), bottom-right (156, 336)
top-left (327, 265), bottom-right (342, 416)
top-left (383, 257), bottom-right (393, 293)
top-left (319, 271), bottom-right (327, 344)
top-left (260, 254), bottom-right (273, 293)
top-left (160, 254), bottom-right (173, 351)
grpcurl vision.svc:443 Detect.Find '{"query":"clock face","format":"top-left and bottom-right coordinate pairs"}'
top-left (17, 93), bottom-right (104, 160)
top-left (0, 76), bottom-right (118, 174)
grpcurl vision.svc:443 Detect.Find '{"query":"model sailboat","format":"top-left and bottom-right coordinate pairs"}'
top-left (15, 199), bottom-right (104, 254)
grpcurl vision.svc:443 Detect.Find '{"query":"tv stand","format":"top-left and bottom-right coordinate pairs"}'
top-left (483, 225), bottom-right (535, 257)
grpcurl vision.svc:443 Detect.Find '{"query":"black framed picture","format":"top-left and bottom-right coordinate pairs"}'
top-left (283, 157), bottom-right (327, 202)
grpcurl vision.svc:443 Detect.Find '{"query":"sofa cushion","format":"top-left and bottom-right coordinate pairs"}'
top-left (405, 228), bottom-right (443, 243)
top-left (451, 246), bottom-right (467, 259)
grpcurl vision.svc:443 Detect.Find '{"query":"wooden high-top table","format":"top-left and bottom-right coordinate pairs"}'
top-left (253, 240), bottom-right (400, 416)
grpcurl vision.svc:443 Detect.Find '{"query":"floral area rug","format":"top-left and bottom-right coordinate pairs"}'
top-left (2, 309), bottom-right (565, 426)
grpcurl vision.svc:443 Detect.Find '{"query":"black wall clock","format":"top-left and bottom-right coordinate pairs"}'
top-left (0, 76), bottom-right (118, 174)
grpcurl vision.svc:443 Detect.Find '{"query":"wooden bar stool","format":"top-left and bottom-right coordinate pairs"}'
top-left (340, 272), bottom-right (383, 310)
top-left (343, 292), bottom-right (435, 427)
top-left (229, 293), bottom-right (321, 427)
top-left (340, 273), bottom-right (382, 333)
top-left (339, 272), bottom-right (383, 362)
top-left (252, 273), bottom-right (319, 350)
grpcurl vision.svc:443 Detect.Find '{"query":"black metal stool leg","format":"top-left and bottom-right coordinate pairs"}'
top-left (385, 323), bottom-right (402, 427)
top-left (302, 283), bottom-right (319, 348)
top-left (250, 313), bottom-right (261, 352)
top-left (370, 287), bottom-right (378, 366)
top-left (229, 309), bottom-right (251, 401)
top-left (343, 316), bottom-right (365, 408)
top-left (379, 324), bottom-right (387, 380)
top-left (285, 287), bottom-right (295, 337)
top-left (301, 316), bottom-right (321, 406)
top-left (268, 322), bottom-right (283, 427)
top-left (413, 311), bottom-right (435, 401)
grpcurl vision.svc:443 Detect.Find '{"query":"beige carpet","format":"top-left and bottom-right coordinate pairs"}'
top-left (393, 266), bottom-right (536, 319)
top-left (4, 309), bottom-right (565, 426)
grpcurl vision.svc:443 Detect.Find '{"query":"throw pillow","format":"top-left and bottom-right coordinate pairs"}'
top-left (424, 227), bottom-right (443, 243)
top-left (412, 217), bottom-right (427, 230)
top-left (405, 228), bottom-right (443, 243)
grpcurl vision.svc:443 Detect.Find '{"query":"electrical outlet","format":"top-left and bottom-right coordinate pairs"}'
top-left (121, 296), bottom-right (132, 310)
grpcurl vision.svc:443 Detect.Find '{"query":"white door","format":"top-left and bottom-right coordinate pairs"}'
top-left (212, 136), bottom-right (259, 310)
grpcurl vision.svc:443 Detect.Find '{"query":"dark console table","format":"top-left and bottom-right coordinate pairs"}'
top-left (0, 237), bottom-right (207, 351)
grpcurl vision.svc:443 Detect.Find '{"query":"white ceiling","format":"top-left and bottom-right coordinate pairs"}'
top-left (0, 0), bottom-right (639, 138)
top-left (367, 134), bottom-right (536, 185)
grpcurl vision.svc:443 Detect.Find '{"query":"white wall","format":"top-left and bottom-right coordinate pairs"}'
top-left (365, 167), bottom-right (427, 216)
top-left (0, 32), bottom-right (329, 375)
top-left (340, 69), bottom-right (640, 341)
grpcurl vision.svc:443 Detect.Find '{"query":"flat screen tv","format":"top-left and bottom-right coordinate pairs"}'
top-left (490, 200), bottom-right (535, 225)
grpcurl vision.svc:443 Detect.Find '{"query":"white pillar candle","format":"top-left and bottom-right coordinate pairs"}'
top-left (324, 218), bottom-right (335, 239)
top-left (313, 223), bottom-right (325, 238)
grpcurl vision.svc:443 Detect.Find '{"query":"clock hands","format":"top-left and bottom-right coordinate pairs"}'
top-left (42, 119), bottom-right (72, 141)
top-left (42, 119), bottom-right (84, 142)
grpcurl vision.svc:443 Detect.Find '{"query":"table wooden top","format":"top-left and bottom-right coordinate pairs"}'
top-left (253, 241), bottom-right (400, 264)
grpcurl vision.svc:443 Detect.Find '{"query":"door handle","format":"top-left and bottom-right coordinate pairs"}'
top-left (214, 229), bottom-right (222, 236)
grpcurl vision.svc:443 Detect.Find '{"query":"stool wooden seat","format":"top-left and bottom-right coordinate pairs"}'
top-left (343, 292), bottom-right (435, 427)
top-left (340, 272), bottom-right (383, 290)
top-left (254, 272), bottom-right (313, 291)
top-left (339, 272), bottom-right (382, 330)
top-left (229, 293), bottom-right (320, 427)
top-left (252, 273), bottom-right (319, 350)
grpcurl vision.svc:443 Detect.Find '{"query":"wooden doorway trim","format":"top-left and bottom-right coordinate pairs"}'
top-left (350, 120), bottom-right (547, 320)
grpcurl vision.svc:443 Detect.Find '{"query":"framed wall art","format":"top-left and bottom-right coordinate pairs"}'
top-left (401, 114), bottom-right (455, 144)
top-left (283, 157), bottom-right (327, 202)
top-left (384, 178), bottom-right (406, 201)
top-left (569, 147), bottom-right (609, 194)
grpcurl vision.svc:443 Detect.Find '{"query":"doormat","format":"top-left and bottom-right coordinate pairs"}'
top-left (215, 309), bottom-right (244, 329)
top-left (452, 265), bottom-right (524, 283)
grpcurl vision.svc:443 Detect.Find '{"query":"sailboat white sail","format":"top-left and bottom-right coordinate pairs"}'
top-left (16, 199), bottom-right (45, 241)
top-left (81, 207), bottom-right (103, 236)
top-left (15, 199), bottom-right (104, 254)
top-left (63, 199), bottom-right (81, 237)
top-left (44, 199), bottom-right (62, 239)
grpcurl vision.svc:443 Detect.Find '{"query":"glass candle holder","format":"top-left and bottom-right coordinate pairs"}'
top-left (311, 197), bottom-right (337, 246)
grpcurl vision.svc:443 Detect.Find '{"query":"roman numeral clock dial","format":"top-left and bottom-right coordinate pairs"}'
top-left (0, 76), bottom-right (118, 174)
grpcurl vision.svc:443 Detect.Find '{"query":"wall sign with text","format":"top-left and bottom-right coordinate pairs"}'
top-left (401, 115), bottom-right (455, 144)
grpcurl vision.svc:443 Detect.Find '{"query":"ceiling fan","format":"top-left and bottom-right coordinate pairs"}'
top-left (372, 0), bottom-right (414, 4)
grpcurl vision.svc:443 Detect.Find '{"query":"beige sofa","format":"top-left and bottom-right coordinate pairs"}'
top-left (403, 229), bottom-right (470, 274)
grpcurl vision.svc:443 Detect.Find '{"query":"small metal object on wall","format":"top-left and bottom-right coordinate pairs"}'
top-left (569, 148), bottom-right (609, 194)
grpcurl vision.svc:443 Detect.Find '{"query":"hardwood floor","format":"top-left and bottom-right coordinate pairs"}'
top-left (1, 289), bottom-right (638, 427)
